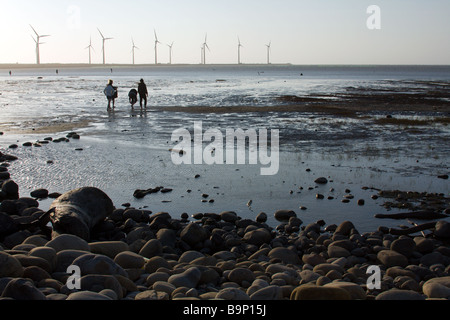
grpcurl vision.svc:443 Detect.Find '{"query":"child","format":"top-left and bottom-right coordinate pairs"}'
top-left (128, 89), bottom-right (138, 108)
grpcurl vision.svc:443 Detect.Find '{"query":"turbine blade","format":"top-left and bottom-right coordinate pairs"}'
top-left (97, 28), bottom-right (105, 39)
top-left (30, 25), bottom-right (38, 36)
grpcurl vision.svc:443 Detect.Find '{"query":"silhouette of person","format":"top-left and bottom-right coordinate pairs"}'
top-left (129, 89), bottom-right (138, 108)
top-left (103, 79), bottom-right (117, 110)
top-left (138, 79), bottom-right (148, 109)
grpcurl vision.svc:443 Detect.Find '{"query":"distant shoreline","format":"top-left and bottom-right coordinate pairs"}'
top-left (1, 63), bottom-right (449, 70)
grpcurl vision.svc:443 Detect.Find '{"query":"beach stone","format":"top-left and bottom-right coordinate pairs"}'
top-left (12, 254), bottom-right (52, 274)
top-left (250, 285), bottom-right (283, 300)
top-left (22, 235), bottom-right (48, 247)
top-left (30, 189), bottom-right (48, 199)
top-left (66, 291), bottom-right (113, 301)
top-left (300, 270), bottom-right (321, 283)
top-left (135, 290), bottom-right (169, 301)
top-left (156, 228), bottom-right (177, 247)
top-left (22, 266), bottom-right (52, 282)
top-left (420, 252), bottom-right (446, 267)
top-left (243, 228), bottom-right (272, 246)
top-left (328, 245), bottom-right (351, 258)
top-left (228, 268), bottom-right (255, 286)
top-left (114, 251), bottom-right (145, 269)
top-left (1, 180), bottom-right (19, 199)
top-left (138, 239), bottom-right (163, 259)
top-left (0, 212), bottom-right (18, 237)
top-left (220, 211), bottom-right (239, 223)
top-left (89, 241), bottom-right (129, 259)
top-left (302, 252), bottom-right (326, 266)
top-left (314, 177), bottom-right (328, 184)
top-left (216, 287), bottom-right (250, 300)
top-left (256, 212), bottom-right (268, 223)
top-left (377, 250), bottom-right (408, 268)
top-left (144, 256), bottom-right (170, 274)
top-left (152, 281), bottom-right (176, 296)
top-left (313, 263), bottom-right (345, 276)
top-left (290, 284), bottom-right (351, 300)
top-left (434, 221), bottom-right (450, 239)
top-left (414, 237), bottom-right (435, 254)
top-left (168, 267), bottom-right (202, 288)
top-left (46, 234), bottom-right (90, 253)
top-left (423, 276), bottom-right (450, 299)
top-left (146, 272), bottom-right (170, 286)
top-left (247, 279), bottom-right (270, 296)
top-left (335, 221), bottom-right (355, 236)
top-left (324, 282), bottom-right (366, 300)
top-left (0, 251), bottom-right (23, 278)
top-left (72, 253), bottom-right (128, 277)
top-left (390, 237), bottom-right (416, 257)
top-left (55, 249), bottom-right (90, 272)
top-left (179, 250), bottom-right (205, 264)
top-left (375, 289), bottom-right (425, 300)
top-left (274, 210), bottom-right (296, 222)
top-left (79, 274), bottom-right (123, 299)
top-left (49, 187), bottom-right (114, 241)
top-left (1, 278), bottom-right (46, 300)
top-left (180, 223), bottom-right (209, 248)
top-left (268, 247), bottom-right (301, 265)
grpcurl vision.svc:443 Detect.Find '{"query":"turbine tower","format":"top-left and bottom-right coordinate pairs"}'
top-left (85, 37), bottom-right (95, 65)
top-left (238, 37), bottom-right (244, 65)
top-left (266, 41), bottom-right (272, 65)
top-left (167, 42), bottom-right (174, 64)
top-left (30, 25), bottom-right (50, 65)
top-left (154, 30), bottom-right (161, 65)
top-left (202, 34), bottom-right (210, 65)
top-left (98, 28), bottom-right (113, 64)
top-left (131, 38), bottom-right (139, 65)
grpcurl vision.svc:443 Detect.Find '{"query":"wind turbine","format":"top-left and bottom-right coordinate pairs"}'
top-left (202, 34), bottom-right (210, 65)
top-left (167, 42), bottom-right (174, 65)
top-left (266, 41), bottom-right (272, 65)
top-left (131, 38), bottom-right (139, 65)
top-left (98, 28), bottom-right (113, 65)
top-left (154, 30), bottom-right (161, 65)
top-left (238, 37), bottom-right (244, 65)
top-left (85, 37), bottom-right (95, 64)
top-left (30, 25), bottom-right (50, 65)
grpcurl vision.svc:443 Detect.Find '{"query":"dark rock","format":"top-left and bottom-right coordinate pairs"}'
top-left (180, 223), bottom-right (209, 248)
top-left (30, 189), bottom-right (49, 199)
top-left (1, 278), bottom-right (46, 300)
top-left (274, 210), bottom-right (297, 222)
top-left (314, 177), bottom-right (328, 184)
top-left (49, 187), bottom-right (114, 241)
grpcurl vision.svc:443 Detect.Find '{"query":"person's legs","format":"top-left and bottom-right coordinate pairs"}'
top-left (107, 97), bottom-right (112, 110)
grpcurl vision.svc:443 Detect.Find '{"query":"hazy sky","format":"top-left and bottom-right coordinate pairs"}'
top-left (1, 0), bottom-right (449, 65)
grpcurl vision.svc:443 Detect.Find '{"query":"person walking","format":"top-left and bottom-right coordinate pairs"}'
top-left (138, 79), bottom-right (148, 110)
top-left (104, 80), bottom-right (117, 110)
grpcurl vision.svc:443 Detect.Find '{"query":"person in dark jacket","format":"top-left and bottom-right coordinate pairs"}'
top-left (138, 79), bottom-right (148, 109)
top-left (128, 89), bottom-right (138, 108)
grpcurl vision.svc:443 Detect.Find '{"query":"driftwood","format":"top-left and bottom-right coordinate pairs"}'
top-left (374, 210), bottom-right (448, 220)
top-left (389, 222), bottom-right (437, 236)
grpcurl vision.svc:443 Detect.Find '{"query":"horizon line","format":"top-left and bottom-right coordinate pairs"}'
top-left (1, 63), bottom-right (450, 70)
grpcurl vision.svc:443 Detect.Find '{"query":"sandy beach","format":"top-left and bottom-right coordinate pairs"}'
top-left (0, 65), bottom-right (449, 303)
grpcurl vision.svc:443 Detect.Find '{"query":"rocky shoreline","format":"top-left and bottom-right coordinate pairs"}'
top-left (1, 137), bottom-right (450, 301)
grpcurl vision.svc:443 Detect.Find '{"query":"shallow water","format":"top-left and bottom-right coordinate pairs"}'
top-left (0, 65), bottom-right (449, 233)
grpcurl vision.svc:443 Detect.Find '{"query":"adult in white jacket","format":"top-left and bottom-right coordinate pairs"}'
top-left (103, 80), bottom-right (117, 110)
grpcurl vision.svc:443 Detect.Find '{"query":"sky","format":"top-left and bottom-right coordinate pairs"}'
top-left (0, 0), bottom-right (449, 65)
